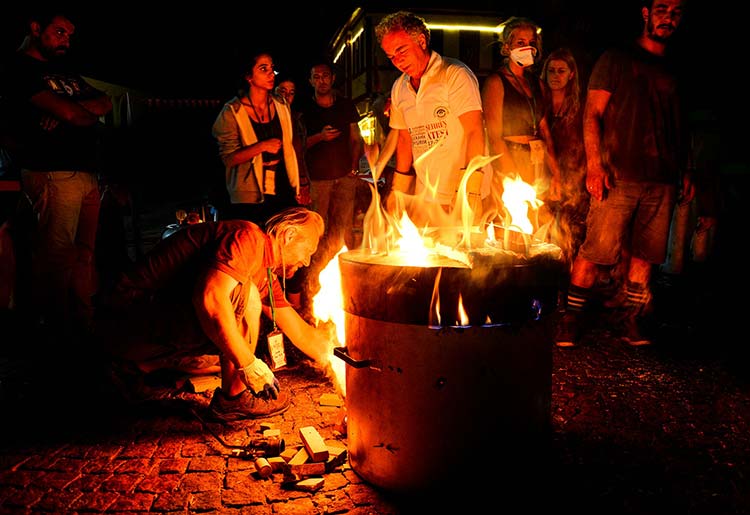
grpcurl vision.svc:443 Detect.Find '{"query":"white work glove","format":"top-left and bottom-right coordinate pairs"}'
top-left (239, 358), bottom-right (280, 400)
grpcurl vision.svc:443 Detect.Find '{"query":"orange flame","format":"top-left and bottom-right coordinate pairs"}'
top-left (457, 293), bottom-right (469, 326)
top-left (309, 142), bottom-right (551, 395)
top-left (501, 175), bottom-right (543, 235)
top-left (312, 246), bottom-right (347, 395)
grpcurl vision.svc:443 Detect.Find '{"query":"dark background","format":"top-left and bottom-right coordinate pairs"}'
top-left (0, 1), bottom-right (714, 100)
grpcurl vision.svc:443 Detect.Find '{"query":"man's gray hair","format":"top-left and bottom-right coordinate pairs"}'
top-left (374, 11), bottom-right (430, 47)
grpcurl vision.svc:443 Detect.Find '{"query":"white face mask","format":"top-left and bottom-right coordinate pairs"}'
top-left (510, 46), bottom-right (537, 68)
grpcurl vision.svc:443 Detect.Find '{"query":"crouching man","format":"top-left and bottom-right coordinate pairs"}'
top-left (95, 207), bottom-right (334, 421)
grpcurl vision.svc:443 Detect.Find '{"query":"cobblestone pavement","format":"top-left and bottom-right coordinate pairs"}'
top-left (0, 306), bottom-right (748, 514)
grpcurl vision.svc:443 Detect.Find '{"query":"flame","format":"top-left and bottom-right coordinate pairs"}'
top-left (312, 246), bottom-right (348, 395)
top-left (308, 141), bottom-right (553, 396)
top-left (429, 268), bottom-right (443, 327)
top-left (394, 212), bottom-right (433, 265)
top-left (501, 175), bottom-right (543, 235)
top-left (457, 293), bottom-right (469, 326)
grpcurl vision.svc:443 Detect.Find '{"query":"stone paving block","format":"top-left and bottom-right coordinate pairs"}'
top-left (101, 472), bottom-right (142, 492)
top-left (221, 479), bottom-right (267, 506)
top-left (314, 490), bottom-right (355, 513)
top-left (227, 469), bottom-right (263, 489)
top-left (275, 496), bottom-right (316, 514)
top-left (67, 490), bottom-right (119, 511)
top-left (35, 489), bottom-right (82, 512)
top-left (84, 444), bottom-right (124, 460)
top-left (47, 456), bottom-right (86, 474)
top-left (181, 442), bottom-right (211, 457)
top-left (135, 472), bottom-right (181, 493)
top-left (119, 442), bottom-right (158, 459)
top-left (180, 470), bottom-right (222, 492)
top-left (17, 453), bottom-right (61, 471)
top-left (157, 457), bottom-right (189, 474)
top-left (151, 489), bottom-right (191, 511)
top-left (188, 455), bottom-right (226, 473)
top-left (33, 470), bottom-right (81, 490)
top-left (188, 489), bottom-right (222, 511)
top-left (226, 458), bottom-right (255, 472)
top-left (107, 492), bottom-right (156, 512)
top-left (153, 439), bottom-right (182, 458)
top-left (0, 469), bottom-right (40, 488)
top-left (57, 444), bottom-right (89, 458)
top-left (1, 486), bottom-right (45, 509)
top-left (0, 453), bottom-right (30, 470)
top-left (81, 456), bottom-right (118, 474)
top-left (66, 472), bottom-right (110, 492)
top-left (113, 457), bottom-right (155, 474)
top-left (321, 471), bottom-right (349, 490)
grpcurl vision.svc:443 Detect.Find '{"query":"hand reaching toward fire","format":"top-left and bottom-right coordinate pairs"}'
top-left (239, 357), bottom-right (280, 399)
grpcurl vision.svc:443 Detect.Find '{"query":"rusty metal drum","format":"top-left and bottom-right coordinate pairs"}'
top-left (335, 248), bottom-right (563, 492)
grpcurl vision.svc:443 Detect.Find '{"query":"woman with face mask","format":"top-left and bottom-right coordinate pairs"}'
top-left (481, 17), bottom-right (561, 204)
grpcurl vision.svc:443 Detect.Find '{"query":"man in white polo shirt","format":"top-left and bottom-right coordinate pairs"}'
top-left (374, 10), bottom-right (487, 225)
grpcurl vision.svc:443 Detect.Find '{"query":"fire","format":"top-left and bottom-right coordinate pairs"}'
top-left (312, 246), bottom-right (348, 395)
top-left (311, 143), bottom-right (552, 395)
top-left (392, 212), bottom-right (433, 265)
top-left (457, 294), bottom-right (469, 326)
top-left (501, 174), bottom-right (543, 235)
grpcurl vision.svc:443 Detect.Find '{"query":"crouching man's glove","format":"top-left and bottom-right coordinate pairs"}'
top-left (239, 358), bottom-right (280, 400)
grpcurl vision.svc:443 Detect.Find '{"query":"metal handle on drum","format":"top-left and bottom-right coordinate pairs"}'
top-left (333, 346), bottom-right (381, 371)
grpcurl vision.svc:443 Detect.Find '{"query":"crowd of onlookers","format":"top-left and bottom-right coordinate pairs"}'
top-left (0, 1), bottom-right (726, 420)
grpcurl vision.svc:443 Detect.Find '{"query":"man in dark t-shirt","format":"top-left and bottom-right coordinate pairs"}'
top-left (555, 0), bottom-right (693, 348)
top-left (1, 10), bottom-right (112, 342)
top-left (299, 60), bottom-right (362, 301)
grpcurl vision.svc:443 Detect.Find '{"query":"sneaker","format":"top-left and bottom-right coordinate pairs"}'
top-left (620, 316), bottom-right (652, 346)
top-left (555, 311), bottom-right (581, 348)
top-left (208, 388), bottom-right (291, 422)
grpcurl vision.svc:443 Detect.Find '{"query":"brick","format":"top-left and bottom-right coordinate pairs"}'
top-left (280, 446), bottom-right (300, 463)
top-left (325, 446), bottom-right (348, 472)
top-left (290, 461), bottom-right (326, 477)
top-left (299, 426), bottom-right (328, 462)
top-left (287, 447), bottom-right (309, 466)
top-left (186, 374), bottom-right (221, 393)
top-left (294, 477), bottom-right (324, 492)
